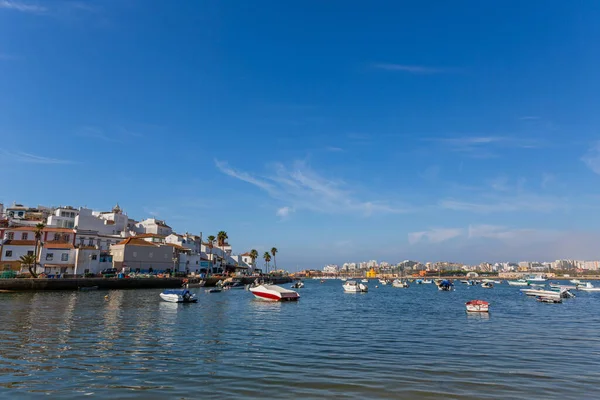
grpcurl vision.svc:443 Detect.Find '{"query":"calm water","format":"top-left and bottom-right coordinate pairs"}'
top-left (1, 280), bottom-right (600, 399)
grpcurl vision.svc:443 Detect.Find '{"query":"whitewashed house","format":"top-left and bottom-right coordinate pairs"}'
top-left (133, 218), bottom-right (173, 237)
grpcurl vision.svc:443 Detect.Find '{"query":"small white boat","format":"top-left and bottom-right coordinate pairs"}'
top-left (249, 284), bottom-right (300, 301)
top-left (378, 279), bottom-right (388, 285)
top-left (160, 289), bottom-right (198, 303)
top-left (507, 279), bottom-right (529, 286)
top-left (392, 279), bottom-right (409, 288)
top-left (361, 279), bottom-right (369, 283)
top-left (481, 282), bottom-right (493, 289)
top-left (521, 288), bottom-right (574, 299)
top-left (570, 279), bottom-right (582, 285)
top-left (422, 279), bottom-right (433, 284)
top-left (577, 282), bottom-right (600, 292)
top-left (526, 274), bottom-right (547, 282)
top-left (291, 281), bottom-right (304, 289)
top-left (466, 300), bottom-right (489, 312)
top-left (482, 279), bottom-right (501, 284)
top-left (343, 280), bottom-right (368, 293)
top-left (437, 280), bottom-right (454, 291)
top-left (537, 296), bottom-right (562, 304)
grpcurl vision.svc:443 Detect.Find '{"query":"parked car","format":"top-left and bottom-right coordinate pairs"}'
top-left (101, 268), bottom-right (118, 276)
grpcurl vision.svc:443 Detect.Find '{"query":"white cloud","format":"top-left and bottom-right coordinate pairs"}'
top-left (439, 193), bottom-right (567, 213)
top-left (582, 141), bottom-right (600, 175)
top-left (325, 146), bottom-right (344, 152)
top-left (467, 224), bottom-right (558, 241)
top-left (0, 149), bottom-right (74, 164)
top-left (0, 0), bottom-right (46, 13)
top-left (408, 228), bottom-right (464, 245)
top-left (276, 206), bottom-right (294, 218)
top-left (215, 159), bottom-right (412, 216)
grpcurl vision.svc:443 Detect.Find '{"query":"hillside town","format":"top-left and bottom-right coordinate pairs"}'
top-left (0, 202), bottom-right (259, 277)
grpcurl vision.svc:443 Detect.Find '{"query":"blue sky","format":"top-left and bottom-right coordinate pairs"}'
top-left (2, 0), bottom-right (600, 269)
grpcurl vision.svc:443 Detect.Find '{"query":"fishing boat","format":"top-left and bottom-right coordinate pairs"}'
top-left (437, 280), bottom-right (454, 291)
top-left (481, 282), bottom-right (493, 289)
top-left (507, 279), bottom-right (529, 286)
top-left (249, 284), bottom-right (300, 301)
top-left (392, 279), bottom-right (409, 288)
top-left (343, 280), bottom-right (368, 293)
top-left (159, 289), bottom-right (198, 303)
top-left (291, 281), bottom-right (304, 289)
top-left (466, 300), bottom-right (489, 312)
top-left (536, 296), bottom-right (562, 304)
top-left (379, 278), bottom-right (388, 285)
top-left (482, 279), bottom-right (501, 284)
top-left (577, 282), bottom-right (600, 292)
top-left (521, 288), bottom-right (574, 299)
top-left (525, 274), bottom-right (547, 282)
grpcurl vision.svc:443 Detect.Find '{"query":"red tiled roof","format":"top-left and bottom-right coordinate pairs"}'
top-left (44, 242), bottom-right (74, 249)
top-left (240, 252), bottom-right (252, 256)
top-left (115, 237), bottom-right (157, 247)
top-left (164, 243), bottom-right (190, 251)
top-left (2, 240), bottom-right (36, 246)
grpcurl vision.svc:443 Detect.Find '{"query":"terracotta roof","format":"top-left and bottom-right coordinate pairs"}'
top-left (164, 243), bottom-right (190, 251)
top-left (2, 240), bottom-right (36, 246)
top-left (115, 237), bottom-right (157, 247)
top-left (133, 233), bottom-right (165, 239)
top-left (240, 252), bottom-right (252, 256)
top-left (44, 243), bottom-right (74, 249)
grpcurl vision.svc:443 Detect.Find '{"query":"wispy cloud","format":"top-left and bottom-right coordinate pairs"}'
top-left (276, 206), bottom-right (294, 219)
top-left (325, 146), bottom-right (344, 152)
top-left (372, 63), bottom-right (455, 74)
top-left (439, 193), bottom-right (568, 213)
top-left (75, 125), bottom-right (145, 142)
top-left (426, 135), bottom-right (543, 158)
top-left (0, 149), bottom-right (74, 164)
top-left (468, 224), bottom-right (559, 242)
top-left (582, 141), bottom-right (600, 175)
top-left (408, 228), bottom-right (464, 245)
top-left (0, 0), bottom-right (46, 13)
top-left (215, 159), bottom-right (412, 216)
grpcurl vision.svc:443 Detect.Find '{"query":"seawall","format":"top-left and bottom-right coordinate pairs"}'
top-left (0, 277), bottom-right (185, 292)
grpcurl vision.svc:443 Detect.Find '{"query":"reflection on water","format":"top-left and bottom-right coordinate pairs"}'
top-left (0, 282), bottom-right (599, 399)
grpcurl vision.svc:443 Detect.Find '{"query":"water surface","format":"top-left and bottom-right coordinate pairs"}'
top-left (1, 280), bottom-right (599, 399)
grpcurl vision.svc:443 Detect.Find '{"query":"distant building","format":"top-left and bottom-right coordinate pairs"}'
top-left (134, 218), bottom-right (173, 237)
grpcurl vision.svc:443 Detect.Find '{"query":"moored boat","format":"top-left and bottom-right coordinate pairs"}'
top-left (343, 280), bottom-right (368, 293)
top-left (521, 288), bottom-right (574, 299)
top-left (437, 280), bottom-right (454, 291)
top-left (160, 289), bottom-right (198, 303)
top-left (577, 282), bottom-right (600, 292)
top-left (536, 296), bottom-right (562, 303)
top-left (507, 279), bottom-right (529, 286)
top-left (249, 284), bottom-right (300, 301)
top-left (361, 279), bottom-right (369, 283)
top-left (481, 282), bottom-right (493, 289)
top-left (466, 300), bottom-right (489, 312)
top-left (422, 279), bottom-right (433, 284)
top-left (291, 281), bottom-right (304, 289)
top-left (392, 279), bottom-right (409, 288)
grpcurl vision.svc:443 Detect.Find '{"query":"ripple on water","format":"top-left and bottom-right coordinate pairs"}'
top-left (1, 283), bottom-right (600, 398)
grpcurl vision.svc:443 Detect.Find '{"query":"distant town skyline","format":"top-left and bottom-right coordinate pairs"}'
top-left (2, 2), bottom-right (600, 269)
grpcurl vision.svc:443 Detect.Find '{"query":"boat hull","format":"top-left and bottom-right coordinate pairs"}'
top-left (466, 300), bottom-right (489, 312)
top-left (249, 284), bottom-right (300, 301)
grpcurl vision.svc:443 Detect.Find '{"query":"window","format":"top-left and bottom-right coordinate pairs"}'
top-left (149, 252), bottom-right (153, 258)
top-left (46, 253), bottom-right (54, 261)
top-left (21, 233), bottom-right (28, 240)
top-left (91, 255), bottom-right (97, 261)
top-left (79, 237), bottom-right (85, 246)
top-left (53, 233), bottom-right (60, 241)
top-left (27, 251), bottom-right (34, 256)
top-left (4, 250), bottom-right (12, 258)
top-left (7, 232), bottom-right (14, 240)
top-left (17, 211), bottom-right (24, 217)
top-left (132, 251), bottom-right (137, 258)
top-left (96, 239), bottom-right (101, 247)
top-left (61, 254), bottom-right (68, 261)
top-left (63, 234), bottom-right (70, 242)
top-left (88, 239), bottom-right (94, 246)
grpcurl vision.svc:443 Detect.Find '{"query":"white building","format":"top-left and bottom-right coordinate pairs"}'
top-left (75, 204), bottom-right (130, 236)
top-left (323, 264), bottom-right (339, 274)
top-left (134, 218), bottom-right (173, 237)
top-left (47, 206), bottom-right (79, 229)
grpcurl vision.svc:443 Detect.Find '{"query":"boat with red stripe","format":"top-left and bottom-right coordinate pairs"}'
top-left (249, 284), bottom-right (300, 301)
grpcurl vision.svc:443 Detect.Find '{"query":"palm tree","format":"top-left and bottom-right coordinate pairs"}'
top-left (217, 231), bottom-right (228, 274)
top-left (250, 249), bottom-right (258, 271)
top-left (32, 222), bottom-right (45, 278)
top-left (20, 254), bottom-right (37, 277)
top-left (271, 247), bottom-right (278, 272)
top-left (206, 235), bottom-right (216, 276)
top-left (263, 252), bottom-right (271, 274)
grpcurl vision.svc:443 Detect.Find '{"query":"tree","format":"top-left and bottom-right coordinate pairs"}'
top-left (217, 231), bottom-right (228, 274)
top-left (263, 252), bottom-right (271, 274)
top-left (20, 254), bottom-right (37, 277)
top-left (32, 222), bottom-right (45, 278)
top-left (271, 247), bottom-right (278, 272)
top-left (207, 235), bottom-right (216, 276)
top-left (250, 249), bottom-right (258, 271)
